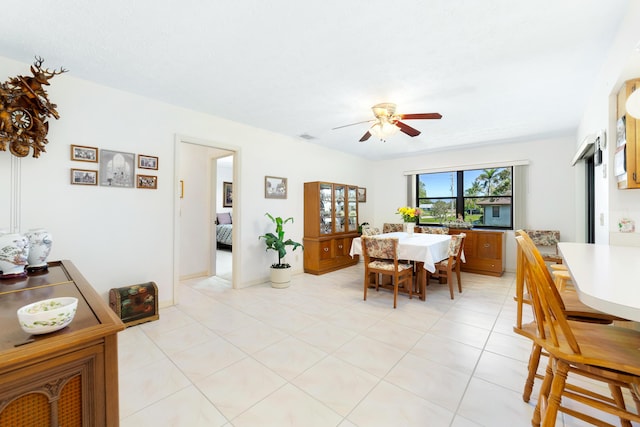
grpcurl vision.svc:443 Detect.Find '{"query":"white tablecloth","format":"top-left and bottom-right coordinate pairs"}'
top-left (350, 232), bottom-right (452, 272)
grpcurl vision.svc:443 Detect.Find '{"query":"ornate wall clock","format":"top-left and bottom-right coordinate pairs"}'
top-left (0, 56), bottom-right (67, 158)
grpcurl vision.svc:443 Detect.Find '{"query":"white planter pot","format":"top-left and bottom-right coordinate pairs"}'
top-left (270, 266), bottom-right (291, 288)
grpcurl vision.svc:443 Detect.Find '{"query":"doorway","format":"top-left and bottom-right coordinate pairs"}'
top-left (174, 135), bottom-right (237, 303)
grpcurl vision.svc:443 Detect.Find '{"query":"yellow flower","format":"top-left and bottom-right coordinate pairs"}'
top-left (396, 207), bottom-right (422, 222)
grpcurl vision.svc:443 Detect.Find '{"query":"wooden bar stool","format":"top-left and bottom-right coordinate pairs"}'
top-left (552, 269), bottom-right (572, 291)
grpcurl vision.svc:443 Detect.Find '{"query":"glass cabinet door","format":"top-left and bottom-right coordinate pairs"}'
top-left (347, 186), bottom-right (358, 232)
top-left (320, 183), bottom-right (333, 235)
top-left (334, 185), bottom-right (345, 233)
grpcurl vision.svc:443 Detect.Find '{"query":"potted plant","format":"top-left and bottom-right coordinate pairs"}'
top-left (259, 213), bottom-right (304, 288)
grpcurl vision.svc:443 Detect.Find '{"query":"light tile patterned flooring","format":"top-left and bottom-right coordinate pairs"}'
top-left (118, 263), bottom-right (625, 426)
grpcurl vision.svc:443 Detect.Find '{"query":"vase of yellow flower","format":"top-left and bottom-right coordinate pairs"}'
top-left (396, 207), bottom-right (422, 235)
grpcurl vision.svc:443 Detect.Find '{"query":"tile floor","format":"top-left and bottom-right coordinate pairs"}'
top-left (117, 264), bottom-right (632, 426)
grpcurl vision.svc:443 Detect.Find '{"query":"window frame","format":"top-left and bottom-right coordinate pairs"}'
top-left (415, 166), bottom-right (513, 230)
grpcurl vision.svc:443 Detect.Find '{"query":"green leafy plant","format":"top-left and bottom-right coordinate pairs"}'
top-left (259, 213), bottom-right (304, 268)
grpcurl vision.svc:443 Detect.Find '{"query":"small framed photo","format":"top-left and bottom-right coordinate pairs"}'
top-left (137, 174), bottom-right (158, 189)
top-left (71, 145), bottom-right (98, 162)
top-left (138, 154), bottom-right (158, 170)
top-left (357, 187), bottom-right (367, 203)
top-left (265, 176), bottom-right (287, 199)
top-left (71, 169), bottom-right (97, 185)
top-left (223, 181), bottom-right (233, 207)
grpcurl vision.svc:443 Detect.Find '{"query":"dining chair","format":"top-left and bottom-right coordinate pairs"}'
top-left (361, 236), bottom-right (414, 309)
top-left (382, 223), bottom-right (404, 233)
top-left (361, 225), bottom-right (381, 236)
top-left (429, 233), bottom-right (465, 299)
top-left (516, 233), bottom-right (640, 427)
top-left (523, 229), bottom-right (563, 264)
top-left (415, 226), bottom-right (449, 234)
top-left (514, 229), bottom-right (628, 403)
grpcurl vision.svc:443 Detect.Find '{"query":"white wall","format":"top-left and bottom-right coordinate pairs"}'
top-left (0, 55), bottom-right (370, 307)
top-left (578, 1), bottom-right (640, 245)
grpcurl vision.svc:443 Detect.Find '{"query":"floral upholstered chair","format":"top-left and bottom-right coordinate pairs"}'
top-left (382, 223), bottom-right (404, 233)
top-left (361, 225), bottom-right (381, 236)
top-left (361, 236), bottom-right (413, 308)
top-left (523, 229), bottom-right (562, 264)
top-left (431, 233), bottom-right (465, 299)
top-left (416, 226), bottom-right (449, 234)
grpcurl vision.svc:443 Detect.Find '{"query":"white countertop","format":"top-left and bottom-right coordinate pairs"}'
top-left (558, 242), bottom-right (640, 322)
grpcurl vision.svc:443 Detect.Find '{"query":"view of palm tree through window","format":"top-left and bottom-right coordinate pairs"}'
top-left (416, 167), bottom-right (513, 229)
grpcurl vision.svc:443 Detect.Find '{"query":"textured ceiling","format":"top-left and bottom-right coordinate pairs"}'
top-left (0, 0), bottom-right (632, 160)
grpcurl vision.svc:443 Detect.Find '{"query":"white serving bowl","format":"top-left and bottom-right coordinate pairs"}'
top-left (17, 297), bottom-right (78, 335)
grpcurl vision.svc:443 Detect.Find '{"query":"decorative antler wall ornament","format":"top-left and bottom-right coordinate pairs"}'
top-left (0, 56), bottom-right (67, 158)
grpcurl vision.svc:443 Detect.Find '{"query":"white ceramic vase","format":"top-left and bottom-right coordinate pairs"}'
top-left (405, 223), bottom-right (415, 236)
top-left (25, 228), bottom-right (53, 270)
top-left (0, 233), bottom-right (30, 278)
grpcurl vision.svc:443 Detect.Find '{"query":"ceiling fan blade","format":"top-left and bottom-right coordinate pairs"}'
top-left (399, 113), bottom-right (442, 120)
top-left (395, 121), bottom-right (421, 137)
top-left (332, 119), bottom-right (375, 130)
top-left (359, 131), bottom-right (372, 142)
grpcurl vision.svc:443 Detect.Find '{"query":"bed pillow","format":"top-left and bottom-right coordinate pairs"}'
top-left (217, 212), bottom-right (232, 224)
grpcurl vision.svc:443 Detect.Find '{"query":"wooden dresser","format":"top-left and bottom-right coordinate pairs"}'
top-left (448, 229), bottom-right (505, 276)
top-left (0, 260), bottom-right (124, 427)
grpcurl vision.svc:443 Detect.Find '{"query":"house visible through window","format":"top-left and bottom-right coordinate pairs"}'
top-left (416, 167), bottom-right (513, 229)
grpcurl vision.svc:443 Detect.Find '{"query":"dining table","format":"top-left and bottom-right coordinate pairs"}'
top-left (558, 242), bottom-right (640, 322)
top-left (350, 231), bottom-right (452, 300)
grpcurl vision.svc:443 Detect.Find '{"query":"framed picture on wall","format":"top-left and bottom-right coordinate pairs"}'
top-left (223, 181), bottom-right (233, 207)
top-left (357, 187), bottom-right (366, 203)
top-left (71, 169), bottom-right (97, 185)
top-left (265, 176), bottom-right (287, 199)
top-left (70, 145), bottom-right (98, 162)
top-left (138, 154), bottom-right (159, 170)
top-left (100, 149), bottom-right (135, 187)
top-left (137, 174), bottom-right (157, 189)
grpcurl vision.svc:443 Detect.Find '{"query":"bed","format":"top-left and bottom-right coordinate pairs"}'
top-left (216, 212), bottom-right (233, 250)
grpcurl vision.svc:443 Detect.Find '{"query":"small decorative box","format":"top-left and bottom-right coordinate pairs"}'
top-left (109, 282), bottom-right (159, 327)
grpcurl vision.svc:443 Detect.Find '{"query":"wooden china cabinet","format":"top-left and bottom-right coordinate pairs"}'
top-left (0, 260), bottom-right (124, 427)
top-left (303, 181), bottom-right (359, 274)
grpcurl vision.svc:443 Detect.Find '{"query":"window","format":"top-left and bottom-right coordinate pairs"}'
top-left (416, 167), bottom-right (513, 229)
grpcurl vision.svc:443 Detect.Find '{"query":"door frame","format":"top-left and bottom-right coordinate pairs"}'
top-left (173, 134), bottom-right (240, 304)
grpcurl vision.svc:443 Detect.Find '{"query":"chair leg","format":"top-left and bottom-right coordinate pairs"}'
top-left (533, 357), bottom-right (555, 427)
top-left (393, 275), bottom-right (398, 309)
top-left (363, 270), bottom-right (368, 302)
top-left (608, 384), bottom-right (633, 427)
top-left (447, 269), bottom-right (454, 299)
top-left (541, 359), bottom-right (569, 427)
top-left (455, 265), bottom-right (462, 293)
top-left (523, 343), bottom-right (542, 403)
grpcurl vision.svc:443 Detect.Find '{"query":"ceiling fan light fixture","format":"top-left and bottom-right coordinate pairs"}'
top-left (369, 119), bottom-right (399, 141)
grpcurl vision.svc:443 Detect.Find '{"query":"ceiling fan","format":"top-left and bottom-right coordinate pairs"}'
top-left (333, 102), bottom-right (442, 142)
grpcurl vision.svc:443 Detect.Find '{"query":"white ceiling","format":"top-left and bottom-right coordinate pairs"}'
top-left (0, 1), bottom-right (633, 160)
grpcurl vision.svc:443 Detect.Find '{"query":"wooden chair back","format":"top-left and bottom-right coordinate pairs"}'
top-left (515, 233), bottom-right (580, 354)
